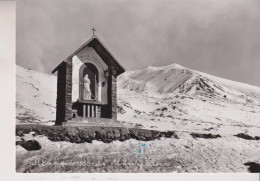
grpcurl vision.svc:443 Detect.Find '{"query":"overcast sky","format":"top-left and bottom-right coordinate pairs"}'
top-left (17, 0), bottom-right (260, 86)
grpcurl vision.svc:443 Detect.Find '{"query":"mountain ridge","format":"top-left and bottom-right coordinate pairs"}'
top-left (118, 63), bottom-right (260, 102)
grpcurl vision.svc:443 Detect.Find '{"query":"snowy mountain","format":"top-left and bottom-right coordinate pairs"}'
top-left (16, 64), bottom-right (260, 172)
top-left (117, 63), bottom-right (260, 135)
top-left (16, 63), bottom-right (260, 135)
top-left (119, 63), bottom-right (260, 101)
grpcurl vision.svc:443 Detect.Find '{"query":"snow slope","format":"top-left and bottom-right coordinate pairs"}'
top-left (16, 65), bottom-right (56, 123)
top-left (16, 64), bottom-right (260, 172)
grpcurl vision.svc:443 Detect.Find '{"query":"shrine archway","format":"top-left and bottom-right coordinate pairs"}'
top-left (79, 63), bottom-right (99, 101)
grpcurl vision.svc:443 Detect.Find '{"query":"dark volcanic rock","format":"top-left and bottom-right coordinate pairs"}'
top-left (118, 128), bottom-right (130, 141)
top-left (16, 140), bottom-right (41, 151)
top-left (165, 131), bottom-right (179, 139)
top-left (59, 134), bottom-right (71, 142)
top-left (17, 130), bottom-right (24, 137)
top-left (107, 130), bottom-right (114, 139)
top-left (191, 133), bottom-right (221, 139)
top-left (78, 131), bottom-right (92, 143)
top-left (244, 162), bottom-right (260, 173)
top-left (113, 130), bottom-right (121, 139)
top-left (65, 130), bottom-right (82, 143)
top-left (234, 133), bottom-right (259, 140)
top-left (95, 130), bottom-right (108, 142)
top-left (16, 124), bottom-right (179, 144)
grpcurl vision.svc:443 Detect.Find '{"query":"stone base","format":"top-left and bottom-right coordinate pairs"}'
top-left (62, 117), bottom-right (135, 128)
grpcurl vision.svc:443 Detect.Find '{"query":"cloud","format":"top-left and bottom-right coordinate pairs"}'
top-left (16, 0), bottom-right (260, 86)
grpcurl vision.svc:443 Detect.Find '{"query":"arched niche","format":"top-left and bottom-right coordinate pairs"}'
top-left (79, 63), bottom-right (100, 101)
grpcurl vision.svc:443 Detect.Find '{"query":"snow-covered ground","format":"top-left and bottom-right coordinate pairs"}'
top-left (16, 131), bottom-right (259, 173)
top-left (16, 65), bottom-right (56, 124)
top-left (16, 64), bottom-right (260, 172)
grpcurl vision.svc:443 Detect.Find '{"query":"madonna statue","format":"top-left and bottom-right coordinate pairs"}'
top-left (83, 74), bottom-right (91, 100)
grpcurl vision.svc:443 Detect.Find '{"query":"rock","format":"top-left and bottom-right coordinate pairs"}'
top-left (88, 131), bottom-right (96, 139)
top-left (113, 130), bottom-right (121, 139)
top-left (161, 107), bottom-right (168, 111)
top-left (119, 136), bottom-right (126, 141)
top-left (65, 130), bottom-right (77, 137)
top-left (143, 131), bottom-right (153, 141)
top-left (165, 131), bottom-right (179, 139)
top-left (234, 133), bottom-right (256, 140)
top-left (78, 132), bottom-right (92, 143)
top-left (151, 131), bottom-right (162, 139)
top-left (95, 130), bottom-right (108, 142)
top-left (16, 125), bottom-right (180, 144)
top-left (135, 123), bottom-right (143, 127)
top-left (59, 134), bottom-right (71, 142)
top-left (117, 106), bottom-right (126, 114)
top-left (16, 140), bottom-right (41, 151)
top-left (244, 162), bottom-right (260, 173)
top-left (106, 130), bottom-right (115, 142)
top-left (64, 130), bottom-right (82, 143)
top-left (191, 133), bottom-right (221, 139)
top-left (129, 130), bottom-right (139, 139)
top-left (72, 136), bottom-right (82, 143)
top-left (17, 130), bottom-right (24, 137)
top-left (120, 128), bottom-right (130, 139)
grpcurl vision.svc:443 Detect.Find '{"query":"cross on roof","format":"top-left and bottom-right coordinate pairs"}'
top-left (91, 27), bottom-right (96, 36)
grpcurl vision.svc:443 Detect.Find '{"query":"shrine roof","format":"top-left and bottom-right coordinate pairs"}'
top-left (52, 35), bottom-right (125, 75)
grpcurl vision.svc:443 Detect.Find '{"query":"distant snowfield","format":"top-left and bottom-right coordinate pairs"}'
top-left (16, 64), bottom-right (260, 172)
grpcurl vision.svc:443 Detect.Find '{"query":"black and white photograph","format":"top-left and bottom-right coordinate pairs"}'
top-left (13, 0), bottom-right (260, 173)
